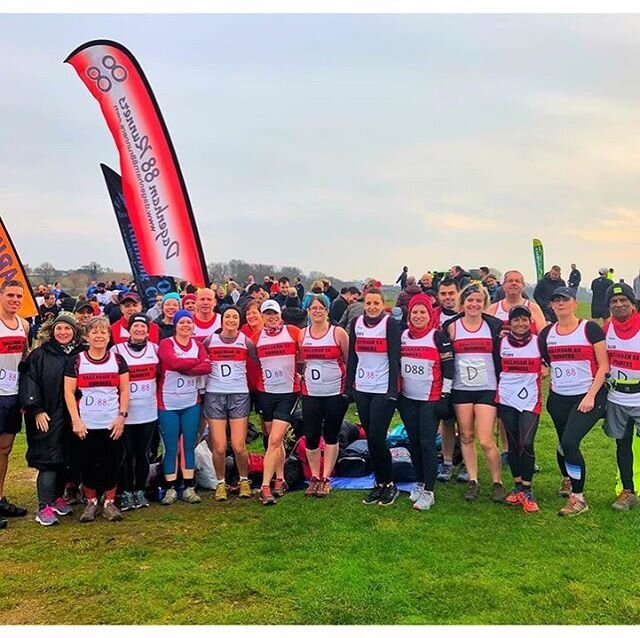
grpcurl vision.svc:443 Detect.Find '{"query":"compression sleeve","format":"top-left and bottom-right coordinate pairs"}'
top-left (345, 317), bottom-right (358, 392)
top-left (585, 320), bottom-right (606, 345)
top-left (538, 324), bottom-right (552, 365)
top-left (386, 316), bottom-right (402, 398)
top-left (434, 329), bottom-right (454, 393)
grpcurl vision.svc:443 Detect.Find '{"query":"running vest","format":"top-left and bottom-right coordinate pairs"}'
top-left (546, 321), bottom-right (598, 396)
top-left (112, 342), bottom-right (159, 424)
top-left (605, 322), bottom-right (640, 407)
top-left (451, 319), bottom-right (497, 391)
top-left (193, 314), bottom-right (221, 342)
top-left (158, 338), bottom-right (201, 410)
top-left (301, 325), bottom-right (346, 397)
top-left (354, 315), bottom-right (390, 394)
top-left (255, 326), bottom-right (300, 394)
top-left (400, 329), bottom-right (442, 401)
top-left (76, 351), bottom-right (121, 429)
top-left (0, 317), bottom-right (27, 396)
top-left (205, 333), bottom-right (249, 394)
top-left (496, 336), bottom-right (542, 413)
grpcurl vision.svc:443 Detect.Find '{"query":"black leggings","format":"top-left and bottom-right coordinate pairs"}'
top-left (121, 421), bottom-right (156, 492)
top-left (302, 395), bottom-right (349, 449)
top-left (547, 388), bottom-right (607, 493)
top-left (79, 429), bottom-right (124, 495)
top-left (354, 391), bottom-right (396, 484)
top-left (36, 468), bottom-right (65, 509)
top-left (616, 419), bottom-right (636, 492)
top-left (398, 397), bottom-right (439, 490)
top-left (498, 406), bottom-right (539, 483)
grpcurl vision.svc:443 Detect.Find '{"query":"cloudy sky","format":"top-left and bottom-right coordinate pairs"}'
top-left (2, 13), bottom-right (640, 284)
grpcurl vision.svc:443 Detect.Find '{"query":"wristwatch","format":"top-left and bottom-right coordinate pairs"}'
top-left (118, 411), bottom-right (128, 418)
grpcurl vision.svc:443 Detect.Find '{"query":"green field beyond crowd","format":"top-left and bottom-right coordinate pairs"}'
top-left (1, 303), bottom-right (639, 625)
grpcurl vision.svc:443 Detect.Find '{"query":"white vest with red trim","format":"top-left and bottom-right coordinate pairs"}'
top-left (354, 315), bottom-right (389, 394)
top-left (497, 336), bottom-right (542, 413)
top-left (301, 325), bottom-right (346, 397)
top-left (159, 338), bottom-right (201, 410)
top-left (451, 319), bottom-right (497, 391)
top-left (205, 333), bottom-right (249, 394)
top-left (256, 327), bottom-right (299, 394)
top-left (605, 322), bottom-right (640, 407)
top-left (400, 329), bottom-right (442, 401)
top-left (193, 314), bottom-right (221, 342)
top-left (76, 351), bottom-right (121, 429)
top-left (112, 342), bottom-right (159, 424)
top-left (0, 317), bottom-right (27, 396)
top-left (547, 321), bottom-right (598, 396)
top-left (491, 299), bottom-right (531, 327)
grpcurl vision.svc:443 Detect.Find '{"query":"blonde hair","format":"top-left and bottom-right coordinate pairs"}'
top-left (86, 316), bottom-right (111, 334)
top-left (457, 283), bottom-right (490, 312)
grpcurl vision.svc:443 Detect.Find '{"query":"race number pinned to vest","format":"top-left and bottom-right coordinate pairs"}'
top-left (457, 358), bottom-right (488, 387)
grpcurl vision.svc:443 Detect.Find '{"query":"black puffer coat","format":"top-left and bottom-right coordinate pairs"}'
top-left (19, 338), bottom-right (85, 470)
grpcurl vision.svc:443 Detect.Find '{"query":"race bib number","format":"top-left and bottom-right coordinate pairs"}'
top-left (356, 366), bottom-right (378, 387)
top-left (552, 362), bottom-right (590, 389)
top-left (0, 368), bottom-right (19, 392)
top-left (403, 362), bottom-right (426, 379)
top-left (264, 367), bottom-right (287, 387)
top-left (457, 358), bottom-right (488, 387)
top-left (130, 380), bottom-right (153, 399)
top-left (81, 394), bottom-right (111, 414)
top-left (306, 364), bottom-right (324, 384)
top-left (168, 375), bottom-right (197, 395)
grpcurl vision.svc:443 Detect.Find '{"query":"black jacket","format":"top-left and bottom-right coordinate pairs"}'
top-left (154, 316), bottom-right (176, 340)
top-left (19, 339), bottom-right (86, 470)
top-left (533, 274), bottom-right (566, 321)
top-left (591, 276), bottom-right (611, 318)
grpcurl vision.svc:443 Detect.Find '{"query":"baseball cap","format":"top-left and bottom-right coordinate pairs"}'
top-left (74, 300), bottom-right (93, 313)
top-left (120, 291), bottom-right (141, 304)
top-left (550, 287), bottom-right (576, 301)
top-left (261, 300), bottom-right (281, 314)
top-left (508, 305), bottom-right (532, 321)
top-left (598, 266), bottom-right (608, 275)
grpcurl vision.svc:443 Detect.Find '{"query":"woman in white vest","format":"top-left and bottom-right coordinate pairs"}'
top-left (496, 305), bottom-right (545, 514)
top-left (64, 316), bottom-right (130, 523)
top-left (251, 300), bottom-right (302, 505)
top-left (345, 288), bottom-right (402, 507)
top-left (444, 284), bottom-right (505, 503)
top-left (156, 310), bottom-right (212, 506)
top-left (398, 294), bottom-right (454, 512)
top-left (538, 287), bottom-right (609, 517)
top-left (299, 295), bottom-right (349, 498)
top-left (111, 313), bottom-right (159, 512)
top-left (203, 306), bottom-right (257, 502)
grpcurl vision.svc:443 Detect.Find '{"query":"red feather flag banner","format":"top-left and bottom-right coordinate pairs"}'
top-left (65, 40), bottom-right (210, 287)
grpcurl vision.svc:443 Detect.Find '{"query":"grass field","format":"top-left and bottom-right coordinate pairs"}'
top-left (1, 302), bottom-right (639, 625)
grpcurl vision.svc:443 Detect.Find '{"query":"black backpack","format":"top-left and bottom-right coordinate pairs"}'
top-left (335, 439), bottom-right (371, 477)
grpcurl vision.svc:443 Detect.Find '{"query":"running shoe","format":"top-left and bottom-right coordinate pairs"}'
top-left (491, 482), bottom-right (506, 503)
top-left (534, 463), bottom-right (541, 473)
top-left (316, 478), bottom-right (332, 498)
top-left (0, 517), bottom-right (7, 529)
top-left (521, 490), bottom-right (540, 514)
top-left (457, 465), bottom-right (469, 483)
top-left (79, 500), bottom-right (99, 523)
top-left (35, 505), bottom-right (59, 527)
top-left (102, 501), bottom-right (123, 522)
top-left (505, 487), bottom-right (524, 506)
top-left (558, 477), bottom-right (572, 498)
top-left (436, 464), bottom-right (453, 482)
top-left (214, 482), bottom-right (228, 502)
top-left (161, 488), bottom-right (178, 506)
top-left (0, 497), bottom-right (27, 518)
top-left (134, 491), bottom-right (150, 508)
top-left (409, 482), bottom-right (425, 502)
top-left (238, 479), bottom-right (252, 499)
top-left (362, 484), bottom-right (384, 505)
top-left (378, 483), bottom-right (399, 507)
top-left (259, 486), bottom-right (276, 505)
top-left (558, 495), bottom-right (589, 517)
top-left (181, 487), bottom-right (201, 504)
top-left (464, 480), bottom-right (480, 501)
top-left (63, 485), bottom-right (81, 506)
top-left (272, 479), bottom-right (288, 498)
top-left (413, 490), bottom-right (435, 511)
top-left (611, 489), bottom-right (640, 512)
top-left (119, 491), bottom-right (136, 512)
top-left (51, 497), bottom-right (73, 517)
top-left (305, 478), bottom-right (320, 497)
